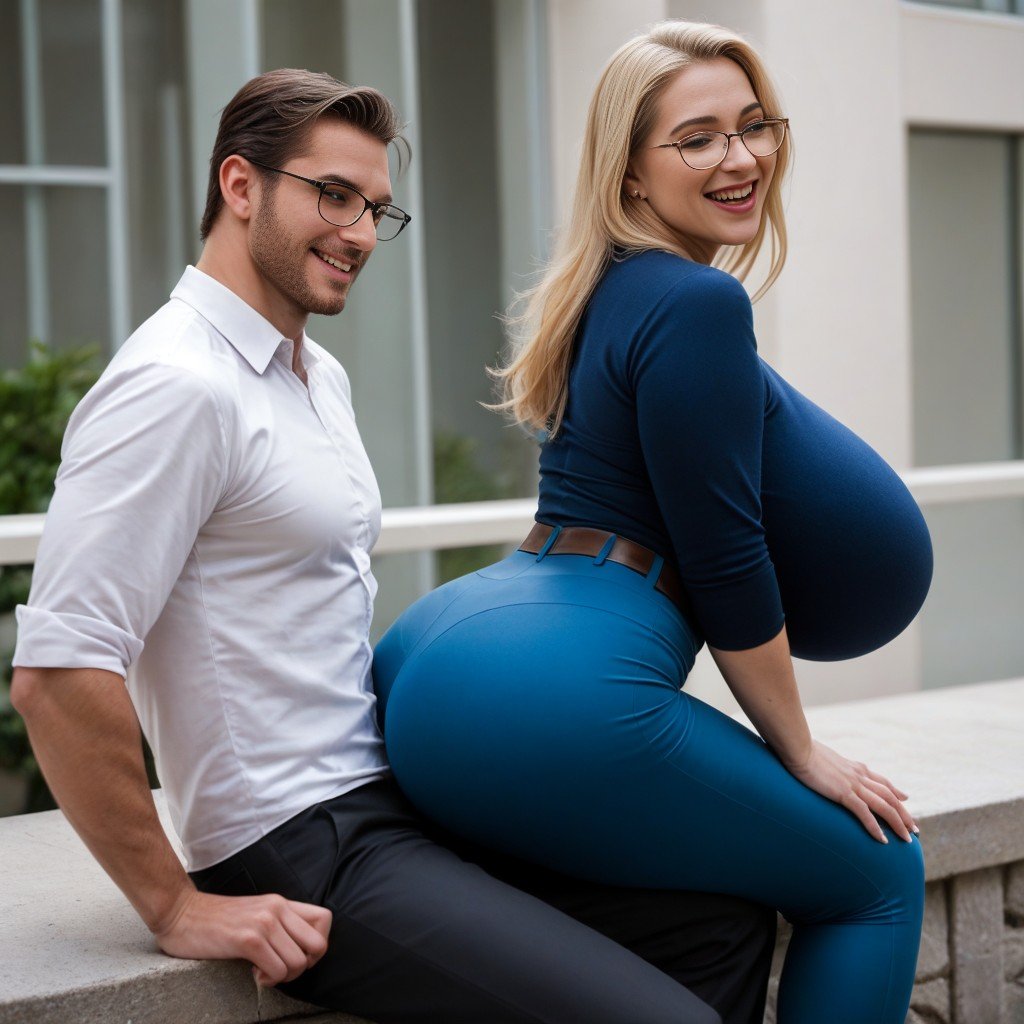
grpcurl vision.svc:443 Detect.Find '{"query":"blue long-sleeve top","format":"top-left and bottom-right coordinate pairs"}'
top-left (537, 250), bottom-right (933, 661)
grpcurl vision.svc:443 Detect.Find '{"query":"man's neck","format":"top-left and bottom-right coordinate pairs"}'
top-left (196, 242), bottom-right (306, 345)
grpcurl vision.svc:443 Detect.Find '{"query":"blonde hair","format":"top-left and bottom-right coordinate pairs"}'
top-left (493, 20), bottom-right (791, 436)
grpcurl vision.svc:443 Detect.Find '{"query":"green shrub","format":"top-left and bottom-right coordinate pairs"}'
top-left (1, 343), bottom-right (102, 813)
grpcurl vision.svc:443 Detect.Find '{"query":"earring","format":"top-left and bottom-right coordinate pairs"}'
top-left (633, 190), bottom-right (641, 198)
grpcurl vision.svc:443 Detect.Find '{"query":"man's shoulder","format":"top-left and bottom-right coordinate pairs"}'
top-left (113, 298), bottom-right (243, 397)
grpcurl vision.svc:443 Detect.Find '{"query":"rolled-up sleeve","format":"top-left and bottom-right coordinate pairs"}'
top-left (630, 268), bottom-right (785, 650)
top-left (14, 362), bottom-right (228, 677)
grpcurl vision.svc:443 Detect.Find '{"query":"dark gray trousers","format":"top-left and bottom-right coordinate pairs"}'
top-left (190, 778), bottom-right (775, 1024)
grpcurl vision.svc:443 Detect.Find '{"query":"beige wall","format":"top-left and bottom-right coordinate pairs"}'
top-left (543, 0), bottom-right (1024, 713)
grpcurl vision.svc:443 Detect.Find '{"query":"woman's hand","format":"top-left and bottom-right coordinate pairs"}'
top-left (781, 740), bottom-right (919, 844)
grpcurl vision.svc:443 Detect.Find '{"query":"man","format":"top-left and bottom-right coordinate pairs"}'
top-left (11, 69), bottom-right (774, 1024)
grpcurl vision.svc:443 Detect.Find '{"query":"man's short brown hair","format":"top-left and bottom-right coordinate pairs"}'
top-left (199, 68), bottom-right (405, 241)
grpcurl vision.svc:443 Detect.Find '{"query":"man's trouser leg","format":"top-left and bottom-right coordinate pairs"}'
top-left (191, 778), bottom-right (774, 1024)
top-left (441, 825), bottom-right (776, 1024)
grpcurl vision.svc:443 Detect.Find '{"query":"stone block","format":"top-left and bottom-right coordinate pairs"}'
top-left (257, 986), bottom-right (375, 1023)
top-left (0, 961), bottom-right (257, 1024)
top-left (951, 867), bottom-right (1005, 1024)
top-left (1007, 928), bottom-right (1024, 974)
top-left (1005, 983), bottom-right (1024, 1024)
top-left (909, 977), bottom-right (950, 1024)
top-left (918, 881), bottom-right (950, 981)
top-left (1007, 861), bottom-right (1024, 924)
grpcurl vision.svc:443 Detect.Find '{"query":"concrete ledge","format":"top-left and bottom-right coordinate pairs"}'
top-left (0, 798), bottom-right (371, 1024)
top-left (800, 677), bottom-right (1024, 880)
top-left (1, 678), bottom-right (1021, 1023)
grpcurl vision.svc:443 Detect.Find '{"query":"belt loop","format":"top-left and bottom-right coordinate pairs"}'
top-left (535, 524), bottom-right (562, 561)
top-left (645, 553), bottom-right (664, 585)
top-left (593, 534), bottom-right (617, 566)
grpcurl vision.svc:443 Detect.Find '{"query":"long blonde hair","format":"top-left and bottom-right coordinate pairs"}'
top-left (493, 20), bottom-right (791, 436)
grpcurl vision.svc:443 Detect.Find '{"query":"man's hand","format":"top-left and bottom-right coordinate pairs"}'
top-left (155, 889), bottom-right (332, 987)
top-left (12, 666), bottom-right (330, 988)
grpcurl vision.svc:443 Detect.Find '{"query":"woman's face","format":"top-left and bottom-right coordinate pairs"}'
top-left (625, 57), bottom-right (777, 264)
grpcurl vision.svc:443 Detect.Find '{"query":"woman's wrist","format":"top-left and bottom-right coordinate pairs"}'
top-left (775, 736), bottom-right (814, 772)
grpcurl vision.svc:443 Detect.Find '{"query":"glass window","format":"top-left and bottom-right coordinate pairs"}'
top-left (0, 4), bottom-right (27, 165)
top-left (910, 0), bottom-right (1023, 14)
top-left (0, 185), bottom-right (110, 361)
top-left (0, 187), bottom-right (29, 355)
top-left (123, 0), bottom-right (192, 327)
top-left (908, 129), bottom-right (1024, 688)
top-left (44, 186), bottom-right (111, 347)
top-left (909, 132), bottom-right (1019, 467)
top-left (39, 0), bottom-right (107, 167)
top-left (0, 1), bottom-right (106, 168)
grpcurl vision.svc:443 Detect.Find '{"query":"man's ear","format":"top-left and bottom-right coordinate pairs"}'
top-left (219, 155), bottom-right (258, 223)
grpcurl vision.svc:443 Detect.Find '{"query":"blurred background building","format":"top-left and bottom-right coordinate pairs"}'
top-left (1, 0), bottom-right (1022, 714)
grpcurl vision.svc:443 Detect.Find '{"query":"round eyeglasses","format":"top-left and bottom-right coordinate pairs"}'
top-left (652, 117), bottom-right (789, 171)
top-left (248, 159), bottom-right (412, 241)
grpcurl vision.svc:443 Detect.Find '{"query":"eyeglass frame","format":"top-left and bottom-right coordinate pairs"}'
top-left (247, 158), bottom-right (412, 240)
top-left (651, 117), bottom-right (790, 170)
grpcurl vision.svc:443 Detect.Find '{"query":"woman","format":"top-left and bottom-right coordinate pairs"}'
top-left (373, 21), bottom-right (932, 1024)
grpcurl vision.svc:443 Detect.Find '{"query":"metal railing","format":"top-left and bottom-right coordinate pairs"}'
top-left (2, 461), bottom-right (1024, 569)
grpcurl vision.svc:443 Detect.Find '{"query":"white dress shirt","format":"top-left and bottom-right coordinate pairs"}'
top-left (14, 266), bottom-right (391, 870)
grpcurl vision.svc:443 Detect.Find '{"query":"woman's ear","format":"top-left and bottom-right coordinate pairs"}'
top-left (623, 164), bottom-right (646, 201)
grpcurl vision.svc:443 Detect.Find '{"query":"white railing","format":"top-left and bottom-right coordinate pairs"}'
top-left (2, 461), bottom-right (1024, 568)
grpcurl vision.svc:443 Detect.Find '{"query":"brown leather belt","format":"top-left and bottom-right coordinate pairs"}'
top-left (518, 522), bottom-right (693, 620)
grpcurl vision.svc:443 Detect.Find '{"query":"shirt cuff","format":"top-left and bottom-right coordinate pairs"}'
top-left (13, 605), bottom-right (144, 677)
top-left (684, 560), bottom-right (786, 651)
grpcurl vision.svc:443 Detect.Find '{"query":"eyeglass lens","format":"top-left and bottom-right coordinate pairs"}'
top-left (680, 121), bottom-right (786, 169)
top-left (318, 184), bottom-right (407, 241)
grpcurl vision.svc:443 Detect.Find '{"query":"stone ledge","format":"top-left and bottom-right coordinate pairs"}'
top-left (0, 798), bottom-right (372, 1024)
top-left (1, 678), bottom-right (1021, 1023)
top-left (799, 677), bottom-right (1024, 881)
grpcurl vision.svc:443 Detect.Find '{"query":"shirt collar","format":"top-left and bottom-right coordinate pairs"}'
top-left (170, 266), bottom-right (290, 375)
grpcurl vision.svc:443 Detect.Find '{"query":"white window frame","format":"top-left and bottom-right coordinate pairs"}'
top-left (0, 0), bottom-right (130, 352)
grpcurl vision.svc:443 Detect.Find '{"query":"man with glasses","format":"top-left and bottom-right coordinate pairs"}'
top-left (11, 69), bottom-right (774, 1023)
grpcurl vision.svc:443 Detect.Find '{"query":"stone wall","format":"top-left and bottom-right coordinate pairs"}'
top-left (763, 861), bottom-right (1024, 1024)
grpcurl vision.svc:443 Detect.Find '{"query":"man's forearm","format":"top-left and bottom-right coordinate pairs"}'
top-left (11, 666), bottom-right (194, 932)
top-left (707, 624), bottom-right (813, 768)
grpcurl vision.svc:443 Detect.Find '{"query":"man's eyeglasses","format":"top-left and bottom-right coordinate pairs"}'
top-left (248, 159), bottom-right (412, 241)
top-left (652, 118), bottom-right (789, 171)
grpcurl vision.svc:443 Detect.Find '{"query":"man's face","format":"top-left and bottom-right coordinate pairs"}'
top-left (249, 118), bottom-right (393, 318)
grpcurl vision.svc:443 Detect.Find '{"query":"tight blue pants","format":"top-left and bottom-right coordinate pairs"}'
top-left (372, 549), bottom-right (925, 1024)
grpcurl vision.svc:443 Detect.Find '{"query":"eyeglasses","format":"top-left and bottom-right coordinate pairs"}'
top-left (652, 117), bottom-right (789, 170)
top-left (248, 159), bottom-right (412, 241)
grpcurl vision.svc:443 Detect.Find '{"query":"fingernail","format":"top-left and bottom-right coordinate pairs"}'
top-left (881, 836), bottom-right (889, 844)
top-left (913, 825), bottom-right (920, 834)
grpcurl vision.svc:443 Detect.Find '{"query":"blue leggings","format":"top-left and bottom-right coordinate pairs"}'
top-left (372, 549), bottom-right (925, 1024)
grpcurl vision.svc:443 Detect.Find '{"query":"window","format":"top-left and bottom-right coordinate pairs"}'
top-left (910, 0), bottom-right (1024, 14)
top-left (0, 0), bottom-right (192, 367)
top-left (908, 129), bottom-right (1024, 687)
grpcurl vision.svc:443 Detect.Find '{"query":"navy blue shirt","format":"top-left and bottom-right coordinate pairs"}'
top-left (537, 250), bottom-right (933, 661)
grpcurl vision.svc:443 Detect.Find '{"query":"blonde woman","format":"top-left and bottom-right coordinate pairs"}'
top-left (374, 21), bottom-right (932, 1024)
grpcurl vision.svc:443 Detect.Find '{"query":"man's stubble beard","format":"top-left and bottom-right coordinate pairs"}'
top-left (249, 193), bottom-right (350, 317)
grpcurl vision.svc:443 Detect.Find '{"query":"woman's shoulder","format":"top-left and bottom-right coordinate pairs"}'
top-left (595, 252), bottom-right (758, 381)
top-left (600, 249), bottom-right (751, 317)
